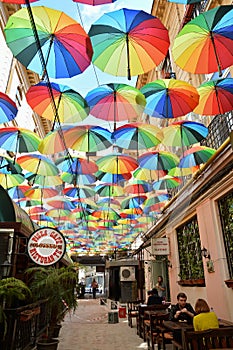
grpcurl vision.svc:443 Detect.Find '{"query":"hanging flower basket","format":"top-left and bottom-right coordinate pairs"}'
top-left (178, 278), bottom-right (205, 287)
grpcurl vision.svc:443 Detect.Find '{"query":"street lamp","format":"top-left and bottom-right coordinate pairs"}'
top-left (0, 260), bottom-right (12, 278)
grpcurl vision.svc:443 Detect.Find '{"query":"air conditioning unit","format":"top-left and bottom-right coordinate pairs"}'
top-left (120, 266), bottom-right (135, 282)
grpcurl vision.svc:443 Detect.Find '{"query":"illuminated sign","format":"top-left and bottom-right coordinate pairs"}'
top-left (27, 227), bottom-right (66, 266)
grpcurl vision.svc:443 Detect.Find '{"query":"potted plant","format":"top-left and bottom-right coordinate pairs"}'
top-left (0, 277), bottom-right (32, 340)
top-left (26, 265), bottom-right (77, 348)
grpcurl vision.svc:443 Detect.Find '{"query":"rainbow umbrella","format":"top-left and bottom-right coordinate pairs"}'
top-left (56, 156), bottom-right (98, 175)
top-left (85, 83), bottom-right (146, 130)
top-left (0, 0), bottom-right (38, 3)
top-left (7, 185), bottom-right (31, 200)
top-left (92, 207), bottom-right (120, 221)
top-left (0, 92), bottom-right (18, 124)
top-left (133, 167), bottom-right (167, 182)
top-left (73, 0), bottom-right (117, 4)
top-left (0, 127), bottom-right (41, 154)
top-left (4, 6), bottom-right (93, 79)
top-left (167, 0), bottom-right (201, 3)
top-left (162, 121), bottom-right (208, 147)
top-left (193, 78), bottom-right (233, 116)
top-left (95, 183), bottom-right (124, 197)
top-left (179, 146), bottom-right (216, 168)
top-left (45, 209), bottom-right (72, 218)
top-left (0, 155), bottom-right (22, 174)
top-left (121, 195), bottom-right (147, 209)
top-left (26, 82), bottom-right (89, 124)
top-left (172, 5), bottom-right (233, 76)
top-left (63, 186), bottom-right (95, 198)
top-left (96, 153), bottom-right (138, 174)
top-left (168, 166), bottom-right (200, 177)
top-left (25, 187), bottom-right (59, 200)
top-left (140, 79), bottom-right (199, 119)
top-left (112, 123), bottom-right (162, 151)
top-left (0, 174), bottom-right (25, 188)
top-left (17, 154), bottom-right (59, 176)
top-left (97, 198), bottom-right (120, 209)
top-left (25, 173), bottom-right (63, 187)
top-left (143, 194), bottom-right (169, 208)
top-left (25, 206), bottom-right (47, 214)
top-left (88, 8), bottom-right (169, 80)
top-left (124, 180), bottom-right (153, 195)
top-left (61, 172), bottom-right (96, 186)
top-left (138, 151), bottom-right (179, 171)
top-left (152, 175), bottom-right (182, 191)
top-left (96, 170), bottom-right (131, 183)
top-left (47, 199), bottom-right (76, 210)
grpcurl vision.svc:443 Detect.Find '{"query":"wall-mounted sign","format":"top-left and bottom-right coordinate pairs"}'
top-left (27, 227), bottom-right (66, 266)
top-left (151, 237), bottom-right (169, 255)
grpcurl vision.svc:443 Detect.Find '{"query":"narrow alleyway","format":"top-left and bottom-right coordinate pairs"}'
top-left (58, 298), bottom-right (148, 350)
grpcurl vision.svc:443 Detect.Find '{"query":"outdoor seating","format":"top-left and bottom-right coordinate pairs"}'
top-left (146, 312), bottom-right (172, 350)
top-left (127, 300), bottom-right (141, 328)
top-left (136, 304), bottom-right (168, 339)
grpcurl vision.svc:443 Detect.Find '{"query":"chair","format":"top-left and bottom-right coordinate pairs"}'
top-left (127, 301), bottom-right (140, 328)
top-left (146, 312), bottom-right (173, 350)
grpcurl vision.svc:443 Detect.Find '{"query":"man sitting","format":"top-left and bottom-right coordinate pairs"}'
top-left (147, 288), bottom-right (163, 305)
top-left (169, 292), bottom-right (195, 323)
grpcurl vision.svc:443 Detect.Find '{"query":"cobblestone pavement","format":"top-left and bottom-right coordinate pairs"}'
top-left (57, 298), bottom-right (148, 350)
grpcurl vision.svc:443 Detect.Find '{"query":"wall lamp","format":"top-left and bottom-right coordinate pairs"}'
top-left (201, 247), bottom-right (210, 259)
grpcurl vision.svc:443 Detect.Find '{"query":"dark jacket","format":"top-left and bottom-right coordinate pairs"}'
top-left (147, 295), bottom-right (163, 305)
top-left (169, 303), bottom-right (195, 324)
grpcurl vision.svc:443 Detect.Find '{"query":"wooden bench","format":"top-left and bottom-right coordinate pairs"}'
top-left (127, 300), bottom-right (142, 328)
top-left (183, 327), bottom-right (233, 350)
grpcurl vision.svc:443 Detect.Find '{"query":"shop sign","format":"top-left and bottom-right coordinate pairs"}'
top-left (151, 237), bottom-right (169, 255)
top-left (27, 227), bottom-right (66, 266)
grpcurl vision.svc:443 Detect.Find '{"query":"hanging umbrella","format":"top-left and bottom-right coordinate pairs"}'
top-left (121, 195), bottom-right (147, 209)
top-left (25, 173), bottom-right (63, 187)
top-left (61, 172), bottom-right (96, 186)
top-left (96, 170), bottom-right (131, 183)
top-left (88, 8), bottom-right (170, 80)
top-left (95, 183), bottom-right (125, 197)
top-left (0, 173), bottom-right (25, 188)
top-left (97, 198), bottom-right (121, 209)
top-left (45, 209), bottom-right (72, 218)
top-left (26, 82), bottom-right (89, 125)
top-left (162, 121), bottom-right (208, 147)
top-left (143, 194), bottom-right (169, 208)
top-left (55, 156), bottom-right (98, 175)
top-left (112, 123), bottom-right (162, 150)
top-left (25, 187), bottom-right (59, 200)
top-left (124, 180), bottom-right (153, 195)
top-left (138, 151), bottom-right (179, 171)
top-left (0, 155), bottom-right (22, 174)
top-left (47, 198), bottom-right (76, 210)
top-left (0, 0), bottom-right (38, 3)
top-left (140, 79), bottom-right (199, 119)
top-left (179, 146), bottom-right (216, 168)
top-left (17, 154), bottom-right (59, 176)
top-left (193, 78), bottom-right (233, 116)
top-left (96, 153), bottom-right (138, 174)
top-left (0, 92), bottom-right (18, 124)
top-left (4, 6), bottom-right (93, 79)
top-left (92, 207), bottom-right (120, 221)
top-left (73, 0), bottom-right (117, 4)
top-left (0, 127), bottom-right (41, 154)
top-left (152, 175), bottom-right (182, 190)
top-left (7, 185), bottom-right (31, 200)
top-left (133, 167), bottom-right (167, 182)
top-left (167, 0), bottom-right (201, 4)
top-left (168, 166), bottom-right (199, 177)
top-left (63, 186), bottom-right (95, 198)
top-left (172, 5), bottom-right (233, 76)
top-left (85, 83), bottom-right (146, 130)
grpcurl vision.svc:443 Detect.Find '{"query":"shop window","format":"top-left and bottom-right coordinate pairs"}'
top-left (218, 191), bottom-right (233, 279)
top-left (176, 216), bottom-right (205, 283)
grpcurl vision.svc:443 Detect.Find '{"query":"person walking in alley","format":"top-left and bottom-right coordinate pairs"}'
top-left (91, 278), bottom-right (98, 299)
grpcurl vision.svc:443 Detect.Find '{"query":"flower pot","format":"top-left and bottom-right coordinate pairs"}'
top-left (51, 324), bottom-right (62, 338)
top-left (36, 338), bottom-right (59, 350)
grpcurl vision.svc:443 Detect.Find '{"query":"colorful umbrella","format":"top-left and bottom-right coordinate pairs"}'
top-left (167, 0), bottom-right (201, 3)
top-left (88, 8), bottom-right (170, 80)
top-left (112, 123), bottom-right (162, 150)
top-left (0, 173), bottom-right (25, 188)
top-left (133, 167), bottom-right (167, 182)
top-left (0, 92), bottom-right (18, 124)
top-left (92, 207), bottom-right (120, 221)
top-left (140, 79), bottom-right (199, 119)
top-left (0, 0), bottom-right (38, 3)
top-left (0, 155), bottom-right (22, 174)
top-left (138, 151), bottom-right (179, 171)
top-left (168, 166), bottom-right (199, 177)
top-left (73, 0), bottom-right (117, 4)
top-left (96, 153), bottom-right (138, 174)
top-left (172, 5), bottom-right (233, 76)
top-left (63, 186), bottom-right (95, 198)
top-left (61, 172), bottom-right (96, 186)
top-left (17, 154), bottom-right (59, 176)
top-left (121, 195), bottom-right (147, 209)
top-left (55, 156), bottom-right (98, 175)
top-left (162, 121), bottom-right (208, 147)
top-left (26, 82), bottom-right (89, 124)
top-left (179, 146), bottom-right (216, 168)
top-left (7, 185), bottom-right (31, 200)
top-left (25, 173), bottom-right (63, 187)
top-left (85, 83), bottom-right (146, 129)
top-left (95, 183), bottom-right (124, 197)
top-left (25, 187), bottom-right (59, 200)
top-left (124, 180), bottom-right (153, 195)
top-left (45, 209), bottom-right (72, 218)
top-left (0, 127), bottom-right (41, 153)
top-left (96, 170), bottom-right (131, 183)
top-left (152, 175), bottom-right (182, 190)
top-left (193, 78), bottom-right (233, 116)
top-left (47, 199), bottom-right (76, 210)
top-left (143, 194), bottom-right (169, 208)
top-left (97, 198), bottom-right (121, 209)
top-left (4, 6), bottom-right (93, 79)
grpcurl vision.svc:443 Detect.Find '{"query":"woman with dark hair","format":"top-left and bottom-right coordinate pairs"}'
top-left (193, 298), bottom-right (219, 331)
top-left (156, 275), bottom-right (166, 299)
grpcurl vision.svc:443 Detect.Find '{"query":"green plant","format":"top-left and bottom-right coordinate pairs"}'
top-left (25, 265), bottom-right (77, 338)
top-left (0, 277), bottom-right (31, 337)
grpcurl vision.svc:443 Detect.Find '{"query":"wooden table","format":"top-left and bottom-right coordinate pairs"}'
top-left (163, 320), bottom-right (194, 349)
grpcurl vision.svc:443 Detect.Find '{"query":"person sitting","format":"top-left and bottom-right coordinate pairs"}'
top-left (147, 287), bottom-right (163, 305)
top-left (169, 292), bottom-right (195, 324)
top-left (193, 298), bottom-right (219, 331)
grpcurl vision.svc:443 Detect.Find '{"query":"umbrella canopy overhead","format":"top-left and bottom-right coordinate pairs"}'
top-left (179, 146), bottom-right (216, 168)
top-left (0, 0), bottom-right (38, 2)
top-left (0, 92), bottom-right (18, 124)
top-left (73, 0), bottom-right (118, 4)
top-left (96, 153), bottom-right (138, 174)
top-left (26, 82), bottom-right (89, 124)
top-left (88, 8), bottom-right (170, 79)
top-left (4, 6), bottom-right (93, 79)
top-left (0, 155), bottom-right (22, 175)
top-left (17, 154), bottom-right (59, 176)
top-left (193, 78), bottom-right (233, 116)
top-left (138, 151), bottom-right (179, 171)
top-left (0, 127), bottom-right (41, 154)
top-left (172, 5), bottom-right (233, 76)
top-left (167, 0), bottom-right (201, 3)
top-left (55, 156), bottom-right (98, 174)
top-left (140, 79), bottom-right (199, 119)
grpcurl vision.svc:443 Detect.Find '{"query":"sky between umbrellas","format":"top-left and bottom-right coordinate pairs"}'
top-left (1, 1), bottom-right (233, 256)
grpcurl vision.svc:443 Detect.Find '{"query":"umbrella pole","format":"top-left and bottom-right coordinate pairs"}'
top-left (113, 91), bottom-right (117, 132)
top-left (126, 33), bottom-right (131, 80)
top-left (210, 33), bottom-right (222, 77)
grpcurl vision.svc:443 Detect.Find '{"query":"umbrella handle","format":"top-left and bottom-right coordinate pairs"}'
top-left (210, 32), bottom-right (222, 77)
top-left (126, 33), bottom-right (131, 80)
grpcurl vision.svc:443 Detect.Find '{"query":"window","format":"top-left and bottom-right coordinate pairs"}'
top-left (177, 216), bottom-right (204, 281)
top-left (218, 191), bottom-right (233, 279)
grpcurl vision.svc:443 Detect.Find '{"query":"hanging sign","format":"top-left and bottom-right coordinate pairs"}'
top-left (27, 227), bottom-right (66, 266)
top-left (151, 237), bottom-right (169, 255)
